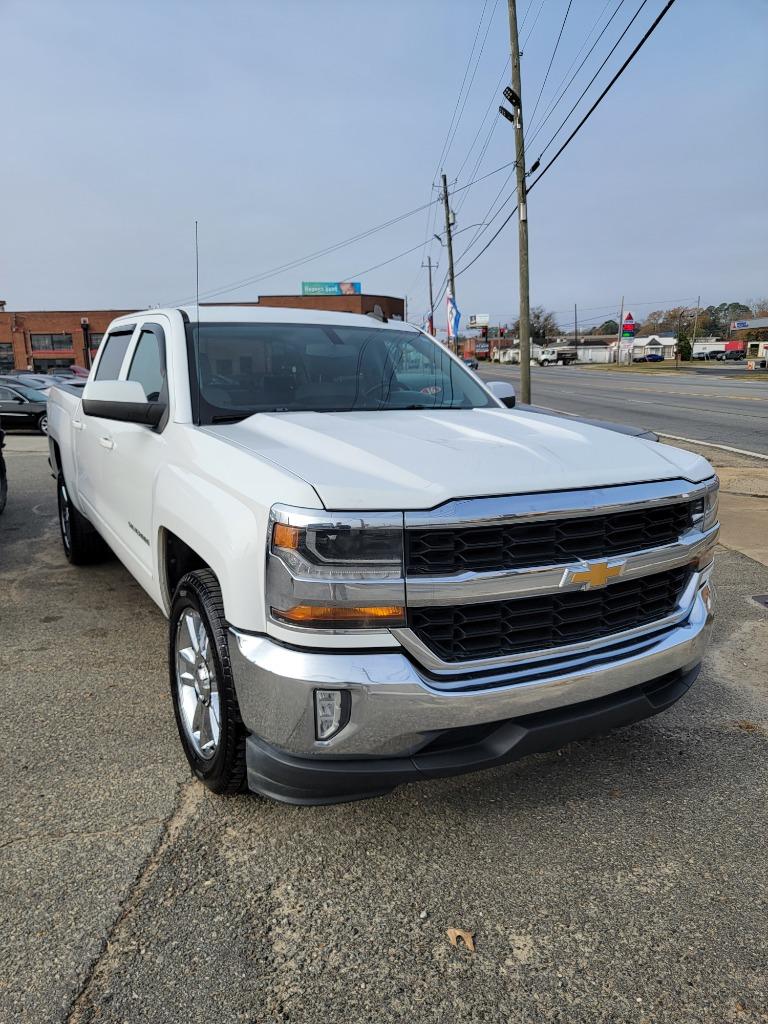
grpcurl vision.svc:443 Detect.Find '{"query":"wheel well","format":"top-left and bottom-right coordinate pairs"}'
top-left (163, 530), bottom-right (210, 600)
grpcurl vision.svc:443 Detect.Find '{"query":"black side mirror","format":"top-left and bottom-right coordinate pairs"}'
top-left (82, 380), bottom-right (166, 427)
top-left (82, 398), bottom-right (166, 426)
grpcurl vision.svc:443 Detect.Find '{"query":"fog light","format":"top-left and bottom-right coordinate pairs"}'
top-left (315, 689), bottom-right (347, 740)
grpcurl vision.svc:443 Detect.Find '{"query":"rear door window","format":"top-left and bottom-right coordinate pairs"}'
top-left (94, 329), bottom-right (135, 381)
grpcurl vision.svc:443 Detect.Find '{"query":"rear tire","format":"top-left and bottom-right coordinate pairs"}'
top-left (38, 413), bottom-right (48, 435)
top-left (57, 472), bottom-right (107, 564)
top-left (169, 569), bottom-right (248, 795)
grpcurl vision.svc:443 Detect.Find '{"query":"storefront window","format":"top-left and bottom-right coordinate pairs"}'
top-left (30, 333), bottom-right (73, 351)
top-left (32, 358), bottom-right (75, 371)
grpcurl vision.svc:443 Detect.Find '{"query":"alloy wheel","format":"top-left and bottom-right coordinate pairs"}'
top-left (58, 480), bottom-right (71, 555)
top-left (175, 609), bottom-right (221, 760)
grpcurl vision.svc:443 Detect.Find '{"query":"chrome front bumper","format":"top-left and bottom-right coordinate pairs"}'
top-left (228, 575), bottom-right (714, 760)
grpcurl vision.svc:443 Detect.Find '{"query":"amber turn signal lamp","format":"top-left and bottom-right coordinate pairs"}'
top-left (272, 604), bottom-right (405, 628)
top-left (272, 523), bottom-right (301, 551)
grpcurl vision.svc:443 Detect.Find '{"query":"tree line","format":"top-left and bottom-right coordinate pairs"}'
top-left (493, 299), bottom-right (768, 340)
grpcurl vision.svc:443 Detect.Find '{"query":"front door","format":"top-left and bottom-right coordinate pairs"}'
top-left (93, 321), bottom-right (170, 580)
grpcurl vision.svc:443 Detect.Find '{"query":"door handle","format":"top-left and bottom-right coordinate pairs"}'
top-left (99, 435), bottom-right (115, 450)
top-left (72, 420), bottom-right (84, 431)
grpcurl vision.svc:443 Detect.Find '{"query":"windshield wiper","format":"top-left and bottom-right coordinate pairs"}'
top-left (210, 413), bottom-right (255, 423)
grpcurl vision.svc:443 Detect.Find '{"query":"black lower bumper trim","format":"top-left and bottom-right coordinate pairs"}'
top-left (245, 663), bottom-right (701, 805)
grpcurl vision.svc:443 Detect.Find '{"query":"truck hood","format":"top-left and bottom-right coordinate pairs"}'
top-left (204, 408), bottom-right (713, 510)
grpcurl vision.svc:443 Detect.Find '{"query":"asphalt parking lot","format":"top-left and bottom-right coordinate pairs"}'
top-left (2, 439), bottom-right (768, 1024)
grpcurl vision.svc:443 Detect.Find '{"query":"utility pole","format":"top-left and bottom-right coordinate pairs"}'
top-left (690, 294), bottom-right (700, 357)
top-left (441, 173), bottom-right (457, 352)
top-left (422, 255), bottom-right (435, 334)
top-left (506, 0), bottom-right (531, 403)
top-left (574, 303), bottom-right (578, 349)
top-left (616, 295), bottom-right (624, 365)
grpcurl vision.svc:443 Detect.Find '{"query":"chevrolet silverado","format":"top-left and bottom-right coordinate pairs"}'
top-left (47, 306), bottom-right (719, 804)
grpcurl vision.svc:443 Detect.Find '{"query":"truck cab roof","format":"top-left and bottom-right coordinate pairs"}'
top-left (107, 306), bottom-right (417, 333)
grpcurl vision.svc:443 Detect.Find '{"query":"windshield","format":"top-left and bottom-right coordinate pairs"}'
top-left (186, 322), bottom-right (494, 424)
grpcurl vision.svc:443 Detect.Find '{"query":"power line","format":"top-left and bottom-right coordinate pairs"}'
top-left (528, 0), bottom-right (651, 166)
top-left (345, 238), bottom-right (435, 280)
top-left (455, 109), bottom-right (503, 215)
top-left (169, 159), bottom-right (516, 305)
top-left (438, 0), bottom-right (678, 287)
top-left (431, 0), bottom-right (491, 184)
top-left (169, 200), bottom-right (439, 305)
top-left (439, 0), bottom-right (502, 179)
top-left (526, 0), bottom-right (575, 131)
top-left (348, 224), bottom-right (480, 291)
top-left (454, 58), bottom-right (510, 186)
top-left (455, 164), bottom-right (517, 261)
top-left (521, 0), bottom-right (546, 50)
top-left (525, 0), bottom-right (625, 144)
top-left (455, 202), bottom-right (519, 280)
top-left (517, 0), bottom-right (537, 34)
top-left (528, 0), bottom-right (677, 189)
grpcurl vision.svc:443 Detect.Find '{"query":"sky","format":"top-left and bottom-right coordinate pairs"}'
top-left (1, 0), bottom-right (766, 332)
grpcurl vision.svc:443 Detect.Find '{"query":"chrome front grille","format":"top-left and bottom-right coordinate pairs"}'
top-left (407, 566), bottom-right (691, 663)
top-left (405, 502), bottom-right (693, 576)
top-left (398, 479), bottom-right (718, 673)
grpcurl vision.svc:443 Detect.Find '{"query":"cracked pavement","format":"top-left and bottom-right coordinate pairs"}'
top-left (1, 440), bottom-right (767, 1023)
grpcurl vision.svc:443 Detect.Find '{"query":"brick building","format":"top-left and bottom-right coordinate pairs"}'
top-left (0, 294), bottom-right (406, 373)
top-left (0, 302), bottom-right (135, 373)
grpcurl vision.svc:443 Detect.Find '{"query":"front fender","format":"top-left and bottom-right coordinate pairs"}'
top-left (155, 465), bottom-right (269, 630)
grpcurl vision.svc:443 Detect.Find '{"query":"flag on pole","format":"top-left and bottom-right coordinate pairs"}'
top-left (446, 289), bottom-right (461, 340)
top-left (424, 313), bottom-right (435, 336)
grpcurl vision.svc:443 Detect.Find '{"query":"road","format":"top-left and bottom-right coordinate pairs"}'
top-left (2, 442), bottom-right (768, 1023)
top-left (478, 365), bottom-right (768, 454)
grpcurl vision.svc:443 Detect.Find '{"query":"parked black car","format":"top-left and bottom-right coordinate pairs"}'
top-left (462, 357), bottom-right (479, 370)
top-left (0, 427), bottom-right (6, 515)
top-left (0, 373), bottom-right (50, 390)
top-left (0, 381), bottom-right (49, 433)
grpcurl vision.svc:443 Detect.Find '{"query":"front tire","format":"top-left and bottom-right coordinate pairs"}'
top-left (57, 472), bottom-right (107, 564)
top-left (170, 570), bottom-right (248, 795)
top-left (38, 413), bottom-right (48, 434)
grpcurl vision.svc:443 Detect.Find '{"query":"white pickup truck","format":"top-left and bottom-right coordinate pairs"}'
top-left (48, 305), bottom-right (719, 804)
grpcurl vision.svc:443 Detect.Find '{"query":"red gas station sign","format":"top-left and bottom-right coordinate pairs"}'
top-left (621, 313), bottom-right (635, 338)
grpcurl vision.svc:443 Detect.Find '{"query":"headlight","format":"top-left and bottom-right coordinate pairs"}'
top-left (271, 520), bottom-right (402, 579)
top-left (267, 506), bottom-right (405, 631)
top-left (691, 479), bottom-right (719, 532)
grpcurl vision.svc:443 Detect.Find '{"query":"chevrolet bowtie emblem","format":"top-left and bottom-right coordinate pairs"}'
top-left (562, 560), bottom-right (626, 590)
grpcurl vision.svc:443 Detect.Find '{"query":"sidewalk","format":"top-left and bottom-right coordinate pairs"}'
top-left (662, 439), bottom-right (768, 568)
